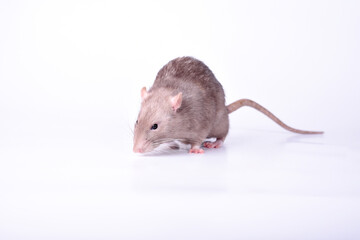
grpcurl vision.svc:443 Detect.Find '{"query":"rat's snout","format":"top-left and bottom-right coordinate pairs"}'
top-left (133, 139), bottom-right (147, 153)
top-left (133, 145), bottom-right (144, 153)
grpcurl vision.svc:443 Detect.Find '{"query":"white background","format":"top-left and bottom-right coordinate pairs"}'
top-left (1, 0), bottom-right (360, 239)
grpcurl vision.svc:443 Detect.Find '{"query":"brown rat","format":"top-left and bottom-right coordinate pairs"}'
top-left (133, 57), bottom-right (323, 154)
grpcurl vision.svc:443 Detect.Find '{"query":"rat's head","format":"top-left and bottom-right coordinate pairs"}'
top-left (133, 87), bottom-right (183, 153)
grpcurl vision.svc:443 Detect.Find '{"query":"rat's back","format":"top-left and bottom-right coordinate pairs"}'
top-left (152, 57), bottom-right (224, 101)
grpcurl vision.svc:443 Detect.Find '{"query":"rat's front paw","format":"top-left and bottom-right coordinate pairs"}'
top-left (189, 148), bottom-right (204, 154)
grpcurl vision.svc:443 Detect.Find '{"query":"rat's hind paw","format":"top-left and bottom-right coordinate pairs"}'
top-left (203, 139), bottom-right (223, 149)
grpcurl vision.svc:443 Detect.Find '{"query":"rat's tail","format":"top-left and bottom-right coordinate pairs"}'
top-left (226, 99), bottom-right (323, 134)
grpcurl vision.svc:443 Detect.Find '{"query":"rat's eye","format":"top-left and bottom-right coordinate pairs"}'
top-left (150, 123), bottom-right (158, 130)
top-left (136, 120), bottom-right (138, 125)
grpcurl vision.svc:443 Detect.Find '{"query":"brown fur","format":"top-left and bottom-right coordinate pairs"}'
top-left (133, 57), bottom-right (229, 153)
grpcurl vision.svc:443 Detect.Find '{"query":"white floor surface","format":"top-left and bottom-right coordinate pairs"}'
top-left (1, 126), bottom-right (359, 240)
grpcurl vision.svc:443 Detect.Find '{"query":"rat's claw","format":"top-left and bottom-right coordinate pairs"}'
top-left (189, 148), bottom-right (204, 154)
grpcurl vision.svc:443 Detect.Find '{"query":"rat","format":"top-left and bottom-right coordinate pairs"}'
top-left (133, 56), bottom-right (323, 154)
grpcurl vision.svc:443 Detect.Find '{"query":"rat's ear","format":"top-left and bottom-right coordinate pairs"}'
top-left (171, 92), bottom-right (182, 112)
top-left (141, 87), bottom-right (148, 101)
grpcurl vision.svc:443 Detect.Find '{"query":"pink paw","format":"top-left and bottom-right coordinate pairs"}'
top-left (189, 148), bottom-right (204, 154)
top-left (203, 140), bottom-right (223, 149)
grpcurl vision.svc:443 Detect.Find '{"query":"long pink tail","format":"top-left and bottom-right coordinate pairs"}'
top-left (226, 99), bottom-right (324, 134)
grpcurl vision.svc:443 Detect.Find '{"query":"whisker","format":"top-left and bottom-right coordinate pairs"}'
top-left (127, 124), bottom-right (134, 137)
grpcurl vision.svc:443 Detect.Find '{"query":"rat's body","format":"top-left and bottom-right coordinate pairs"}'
top-left (133, 57), bottom-right (322, 154)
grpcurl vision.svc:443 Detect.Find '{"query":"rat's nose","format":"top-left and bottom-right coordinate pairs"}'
top-left (133, 146), bottom-right (144, 153)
